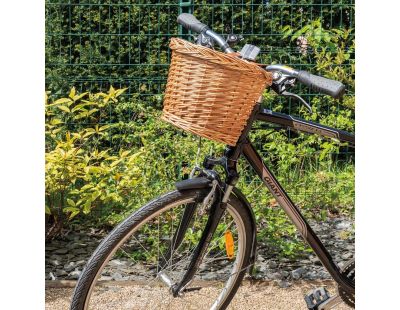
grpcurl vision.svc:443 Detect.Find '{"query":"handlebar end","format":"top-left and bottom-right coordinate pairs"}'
top-left (177, 13), bottom-right (210, 34)
top-left (296, 70), bottom-right (346, 99)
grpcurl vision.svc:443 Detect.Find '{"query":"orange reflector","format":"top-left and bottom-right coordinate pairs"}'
top-left (224, 230), bottom-right (235, 259)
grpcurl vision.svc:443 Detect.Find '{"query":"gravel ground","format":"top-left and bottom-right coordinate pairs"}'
top-left (46, 217), bottom-right (354, 282)
top-left (46, 281), bottom-right (353, 310)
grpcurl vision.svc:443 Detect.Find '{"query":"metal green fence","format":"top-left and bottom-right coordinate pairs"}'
top-left (45, 0), bottom-right (354, 101)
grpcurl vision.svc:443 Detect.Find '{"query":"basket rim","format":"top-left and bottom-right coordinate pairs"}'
top-left (169, 37), bottom-right (271, 78)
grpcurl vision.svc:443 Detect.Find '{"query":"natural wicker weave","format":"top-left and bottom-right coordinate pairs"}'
top-left (162, 38), bottom-right (273, 146)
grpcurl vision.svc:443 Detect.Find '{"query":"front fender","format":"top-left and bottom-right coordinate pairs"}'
top-left (175, 177), bottom-right (212, 191)
top-left (232, 188), bottom-right (257, 275)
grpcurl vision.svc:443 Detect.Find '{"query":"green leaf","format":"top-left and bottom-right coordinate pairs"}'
top-left (66, 198), bottom-right (75, 207)
top-left (80, 184), bottom-right (93, 191)
top-left (87, 166), bottom-right (103, 174)
top-left (51, 127), bottom-right (63, 135)
top-left (87, 109), bottom-right (99, 116)
top-left (80, 100), bottom-right (98, 106)
top-left (281, 25), bottom-right (293, 39)
top-left (58, 105), bottom-right (70, 113)
top-left (73, 92), bottom-right (88, 102)
top-left (115, 88), bottom-right (128, 98)
top-left (45, 206), bottom-right (51, 215)
top-left (110, 159), bottom-right (122, 167)
top-left (47, 98), bottom-right (72, 107)
top-left (292, 24), bottom-right (310, 41)
top-left (83, 199), bottom-right (92, 214)
top-left (99, 124), bottom-right (111, 131)
top-left (50, 119), bottom-right (63, 126)
top-left (109, 85), bottom-right (115, 96)
top-left (120, 150), bottom-right (130, 157)
top-left (63, 206), bottom-right (79, 213)
top-left (74, 112), bottom-right (89, 120)
top-left (314, 28), bottom-right (322, 43)
top-left (71, 104), bottom-right (86, 113)
top-left (82, 131), bottom-right (95, 138)
top-left (69, 87), bottom-right (76, 99)
top-left (91, 191), bottom-right (101, 201)
top-left (69, 210), bottom-right (80, 219)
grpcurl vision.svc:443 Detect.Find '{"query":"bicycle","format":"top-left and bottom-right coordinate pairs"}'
top-left (71, 14), bottom-right (355, 310)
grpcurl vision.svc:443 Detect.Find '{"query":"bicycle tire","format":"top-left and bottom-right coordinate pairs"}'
top-left (337, 259), bottom-right (355, 308)
top-left (70, 188), bottom-right (253, 310)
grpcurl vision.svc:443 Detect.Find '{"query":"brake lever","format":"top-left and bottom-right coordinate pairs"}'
top-left (281, 91), bottom-right (313, 114)
top-left (194, 33), bottom-right (214, 48)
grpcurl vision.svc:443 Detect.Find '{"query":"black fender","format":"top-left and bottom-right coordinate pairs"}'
top-left (175, 177), bottom-right (212, 190)
top-left (175, 177), bottom-right (257, 275)
top-left (231, 187), bottom-right (257, 275)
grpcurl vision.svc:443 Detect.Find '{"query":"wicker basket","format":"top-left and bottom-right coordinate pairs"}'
top-left (162, 38), bottom-right (273, 146)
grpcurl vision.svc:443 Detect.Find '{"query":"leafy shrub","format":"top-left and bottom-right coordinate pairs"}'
top-left (45, 86), bottom-right (220, 239)
top-left (46, 85), bottom-right (354, 259)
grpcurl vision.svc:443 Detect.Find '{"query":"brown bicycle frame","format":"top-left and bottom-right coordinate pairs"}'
top-left (224, 105), bottom-right (355, 294)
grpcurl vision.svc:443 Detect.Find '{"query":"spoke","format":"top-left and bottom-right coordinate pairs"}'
top-left (169, 208), bottom-right (174, 268)
top-left (129, 234), bottom-right (169, 275)
top-left (157, 214), bottom-right (160, 274)
top-left (90, 201), bottom-right (245, 310)
top-left (167, 202), bottom-right (199, 268)
top-left (168, 205), bottom-right (188, 267)
top-left (202, 221), bottom-right (236, 259)
top-left (157, 217), bottom-right (237, 283)
top-left (115, 247), bottom-right (139, 265)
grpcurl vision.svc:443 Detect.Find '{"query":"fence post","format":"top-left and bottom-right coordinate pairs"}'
top-left (178, 0), bottom-right (193, 38)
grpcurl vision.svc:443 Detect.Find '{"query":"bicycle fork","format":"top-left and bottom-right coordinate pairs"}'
top-left (158, 181), bottom-right (232, 297)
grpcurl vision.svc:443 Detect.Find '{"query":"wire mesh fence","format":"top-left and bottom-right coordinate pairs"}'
top-left (45, 0), bottom-right (354, 98)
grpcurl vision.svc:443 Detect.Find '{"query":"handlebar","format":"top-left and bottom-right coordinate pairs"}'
top-left (177, 13), bottom-right (209, 34)
top-left (265, 65), bottom-right (345, 99)
top-left (295, 71), bottom-right (345, 99)
top-left (176, 13), bottom-right (345, 100)
top-left (177, 13), bottom-right (234, 53)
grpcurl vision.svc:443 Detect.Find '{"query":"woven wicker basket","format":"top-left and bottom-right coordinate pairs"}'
top-left (162, 38), bottom-right (273, 146)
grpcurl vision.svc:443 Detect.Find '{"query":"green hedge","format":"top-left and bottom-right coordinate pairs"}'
top-left (46, 87), bottom-right (354, 256)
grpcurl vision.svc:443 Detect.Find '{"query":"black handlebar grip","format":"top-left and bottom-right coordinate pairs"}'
top-left (177, 13), bottom-right (210, 34)
top-left (296, 71), bottom-right (345, 99)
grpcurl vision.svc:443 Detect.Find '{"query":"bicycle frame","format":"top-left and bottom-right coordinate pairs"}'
top-left (235, 105), bottom-right (355, 294)
top-left (242, 143), bottom-right (355, 293)
top-left (172, 103), bottom-right (355, 297)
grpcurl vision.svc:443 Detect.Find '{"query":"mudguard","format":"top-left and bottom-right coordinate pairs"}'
top-left (231, 187), bottom-right (258, 275)
top-left (175, 177), bottom-right (212, 190)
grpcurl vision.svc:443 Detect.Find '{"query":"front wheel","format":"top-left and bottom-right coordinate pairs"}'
top-left (70, 188), bottom-right (253, 310)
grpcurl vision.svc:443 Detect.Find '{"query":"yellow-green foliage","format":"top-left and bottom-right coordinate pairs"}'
top-left (46, 88), bottom-right (143, 235)
top-left (45, 87), bottom-right (221, 238)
